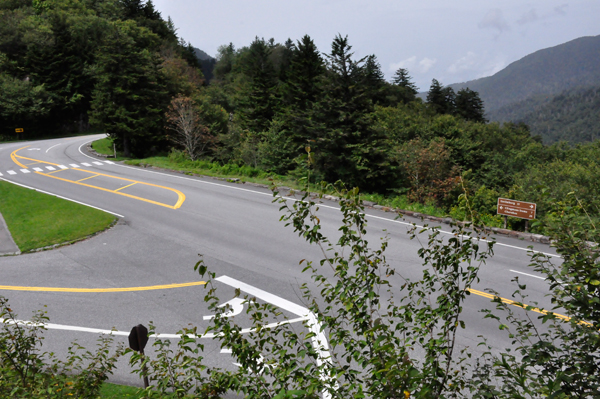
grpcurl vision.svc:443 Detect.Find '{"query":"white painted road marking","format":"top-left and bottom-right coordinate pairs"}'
top-left (20, 169), bottom-right (30, 174)
top-left (46, 143), bottom-right (62, 153)
top-left (215, 275), bottom-right (335, 399)
top-left (203, 298), bottom-right (246, 320)
top-left (70, 164), bottom-right (80, 168)
top-left (58, 165), bottom-right (68, 169)
top-left (45, 166), bottom-right (56, 171)
top-left (0, 178), bottom-right (124, 218)
top-left (92, 161), bottom-right (104, 166)
top-left (7, 170), bottom-right (16, 175)
top-left (105, 160), bottom-right (115, 164)
top-left (33, 167), bottom-right (43, 172)
top-left (510, 270), bottom-right (546, 280)
top-left (81, 162), bottom-right (91, 167)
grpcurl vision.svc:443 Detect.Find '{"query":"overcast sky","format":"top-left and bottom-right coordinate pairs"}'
top-left (151, 0), bottom-right (600, 91)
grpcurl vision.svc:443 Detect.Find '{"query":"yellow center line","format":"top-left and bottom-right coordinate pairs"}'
top-left (76, 174), bottom-right (100, 182)
top-left (0, 281), bottom-right (206, 293)
top-left (12, 147), bottom-right (186, 209)
top-left (14, 154), bottom-right (61, 166)
top-left (114, 182), bottom-right (137, 192)
top-left (467, 288), bottom-right (590, 325)
top-left (11, 146), bottom-right (30, 168)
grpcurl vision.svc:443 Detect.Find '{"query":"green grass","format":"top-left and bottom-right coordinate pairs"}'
top-left (92, 137), bottom-right (131, 161)
top-left (92, 139), bottom-right (451, 217)
top-left (0, 180), bottom-right (116, 252)
top-left (100, 382), bottom-right (145, 398)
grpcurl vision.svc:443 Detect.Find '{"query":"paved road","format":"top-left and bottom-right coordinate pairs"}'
top-left (0, 135), bottom-right (561, 388)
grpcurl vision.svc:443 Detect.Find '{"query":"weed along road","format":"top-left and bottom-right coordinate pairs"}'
top-left (0, 135), bottom-right (563, 387)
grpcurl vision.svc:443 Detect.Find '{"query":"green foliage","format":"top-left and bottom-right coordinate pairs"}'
top-left (191, 185), bottom-right (495, 398)
top-left (0, 297), bottom-right (123, 398)
top-left (128, 324), bottom-right (226, 398)
top-left (89, 19), bottom-right (168, 157)
top-left (475, 198), bottom-right (600, 396)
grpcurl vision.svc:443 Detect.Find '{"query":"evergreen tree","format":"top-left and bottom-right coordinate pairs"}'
top-left (427, 79), bottom-right (456, 115)
top-left (238, 37), bottom-right (277, 133)
top-left (390, 67), bottom-right (418, 103)
top-left (363, 54), bottom-right (387, 105)
top-left (89, 20), bottom-right (167, 157)
top-left (455, 87), bottom-right (486, 123)
top-left (316, 34), bottom-right (391, 191)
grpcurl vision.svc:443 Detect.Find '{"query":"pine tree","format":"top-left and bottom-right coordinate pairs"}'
top-left (238, 37), bottom-right (277, 133)
top-left (390, 67), bottom-right (418, 103)
top-left (427, 79), bottom-right (455, 115)
top-left (89, 20), bottom-right (167, 157)
top-left (455, 87), bottom-right (486, 123)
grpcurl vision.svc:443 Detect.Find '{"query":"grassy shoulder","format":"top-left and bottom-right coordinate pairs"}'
top-left (92, 137), bottom-right (449, 218)
top-left (91, 136), bottom-right (132, 162)
top-left (0, 180), bottom-right (116, 252)
top-left (100, 382), bottom-right (144, 398)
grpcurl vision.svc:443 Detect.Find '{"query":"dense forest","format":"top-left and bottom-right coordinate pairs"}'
top-left (1, 0), bottom-right (600, 233)
top-left (489, 85), bottom-right (600, 144)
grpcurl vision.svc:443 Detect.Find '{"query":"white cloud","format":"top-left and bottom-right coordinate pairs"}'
top-left (389, 56), bottom-right (417, 71)
top-left (448, 51), bottom-right (477, 73)
top-left (478, 8), bottom-right (510, 35)
top-left (517, 9), bottom-right (538, 25)
top-left (418, 57), bottom-right (437, 73)
top-left (389, 56), bottom-right (436, 74)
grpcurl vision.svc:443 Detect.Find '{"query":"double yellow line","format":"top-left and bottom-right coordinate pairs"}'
top-left (10, 146), bottom-right (185, 209)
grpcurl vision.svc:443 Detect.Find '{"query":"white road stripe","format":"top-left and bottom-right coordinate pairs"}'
top-left (0, 172), bottom-right (3, 176)
top-left (7, 170), bottom-right (16, 175)
top-left (92, 161), bottom-right (103, 166)
top-left (33, 167), bottom-right (43, 172)
top-left (70, 164), bottom-right (80, 168)
top-left (45, 166), bottom-right (56, 171)
top-left (58, 165), bottom-right (68, 169)
top-left (45, 143), bottom-right (62, 153)
top-left (20, 169), bottom-right (30, 174)
top-left (81, 162), bottom-right (91, 167)
top-left (0, 178), bottom-right (124, 218)
top-left (215, 275), bottom-right (335, 398)
top-left (104, 160), bottom-right (115, 164)
top-left (75, 138), bottom-right (559, 260)
top-left (510, 270), bottom-right (546, 280)
top-left (0, 316), bottom-right (306, 340)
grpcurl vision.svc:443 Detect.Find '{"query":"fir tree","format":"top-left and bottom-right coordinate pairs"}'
top-left (455, 87), bottom-right (486, 123)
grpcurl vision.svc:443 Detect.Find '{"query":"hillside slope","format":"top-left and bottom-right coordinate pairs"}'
top-left (449, 35), bottom-right (600, 114)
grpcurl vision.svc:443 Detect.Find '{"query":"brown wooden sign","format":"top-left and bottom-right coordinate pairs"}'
top-left (497, 198), bottom-right (536, 220)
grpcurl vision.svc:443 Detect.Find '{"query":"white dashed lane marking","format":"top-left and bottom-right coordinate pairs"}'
top-left (2, 161), bottom-right (115, 177)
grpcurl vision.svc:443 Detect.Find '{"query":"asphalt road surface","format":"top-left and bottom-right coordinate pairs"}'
top-left (0, 135), bottom-right (562, 389)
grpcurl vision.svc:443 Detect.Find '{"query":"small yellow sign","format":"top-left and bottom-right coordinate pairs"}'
top-left (15, 128), bottom-right (23, 133)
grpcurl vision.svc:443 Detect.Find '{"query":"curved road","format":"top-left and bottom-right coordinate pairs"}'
top-left (0, 135), bottom-right (561, 387)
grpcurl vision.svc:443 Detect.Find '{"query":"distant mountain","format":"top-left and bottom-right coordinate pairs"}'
top-left (449, 35), bottom-right (600, 113)
top-left (493, 85), bottom-right (600, 144)
top-left (443, 35), bottom-right (600, 144)
top-left (192, 47), bottom-right (216, 83)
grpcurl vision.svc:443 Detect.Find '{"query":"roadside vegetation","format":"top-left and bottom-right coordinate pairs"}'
top-left (0, 180), bottom-right (116, 252)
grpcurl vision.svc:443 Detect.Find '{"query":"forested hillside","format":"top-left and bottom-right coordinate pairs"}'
top-left (449, 35), bottom-right (600, 113)
top-left (490, 85), bottom-right (600, 144)
top-left (446, 35), bottom-right (600, 144)
top-left (0, 0), bottom-right (202, 155)
top-left (2, 0), bottom-right (600, 234)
